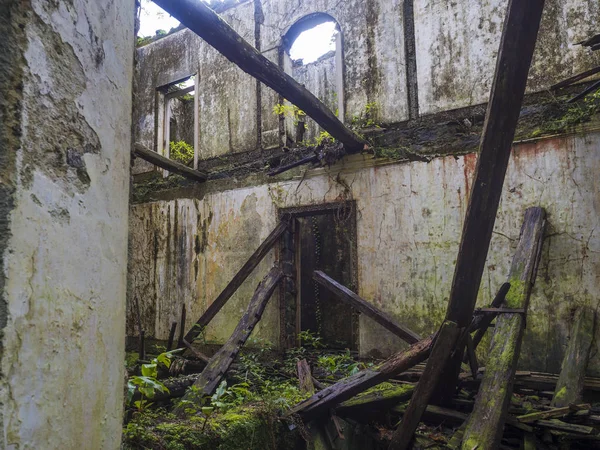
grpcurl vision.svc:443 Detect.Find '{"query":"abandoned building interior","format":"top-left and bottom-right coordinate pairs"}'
top-left (1, 0), bottom-right (600, 448)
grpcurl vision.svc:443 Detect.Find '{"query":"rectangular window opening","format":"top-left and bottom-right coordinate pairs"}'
top-left (156, 75), bottom-right (199, 175)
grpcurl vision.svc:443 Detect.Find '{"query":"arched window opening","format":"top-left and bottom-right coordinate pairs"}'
top-left (289, 21), bottom-right (339, 65)
top-left (281, 14), bottom-right (344, 144)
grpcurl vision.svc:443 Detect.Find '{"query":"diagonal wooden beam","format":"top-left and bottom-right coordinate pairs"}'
top-left (432, 0), bottom-right (547, 404)
top-left (152, 0), bottom-right (368, 153)
top-left (387, 1), bottom-right (546, 445)
top-left (183, 218), bottom-right (289, 344)
top-left (133, 143), bottom-right (207, 182)
top-left (176, 266), bottom-right (283, 407)
top-left (313, 270), bottom-right (421, 344)
top-left (462, 207), bottom-right (546, 450)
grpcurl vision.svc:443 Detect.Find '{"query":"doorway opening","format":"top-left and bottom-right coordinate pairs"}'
top-left (279, 202), bottom-right (358, 351)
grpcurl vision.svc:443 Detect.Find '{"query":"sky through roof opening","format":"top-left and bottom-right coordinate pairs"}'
top-left (289, 21), bottom-right (338, 65)
top-left (138, 1), bottom-right (337, 66)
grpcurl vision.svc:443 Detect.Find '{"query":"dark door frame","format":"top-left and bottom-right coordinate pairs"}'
top-left (278, 201), bottom-right (359, 350)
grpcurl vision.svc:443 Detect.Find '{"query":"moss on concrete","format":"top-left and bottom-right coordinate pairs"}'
top-left (122, 404), bottom-right (301, 449)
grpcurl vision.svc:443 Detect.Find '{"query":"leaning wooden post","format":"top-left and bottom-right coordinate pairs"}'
top-left (388, 321), bottom-right (460, 450)
top-left (183, 219), bottom-right (289, 344)
top-left (152, 0), bottom-right (367, 153)
top-left (461, 207), bottom-right (546, 450)
top-left (388, 0), bottom-right (545, 443)
top-left (551, 306), bottom-right (596, 407)
top-left (176, 267), bottom-right (283, 410)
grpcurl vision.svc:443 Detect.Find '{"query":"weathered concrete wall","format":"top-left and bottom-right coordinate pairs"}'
top-left (170, 97), bottom-right (195, 147)
top-left (0, 0), bottom-right (134, 448)
top-left (129, 129), bottom-right (600, 375)
top-left (292, 53), bottom-right (340, 142)
top-left (132, 0), bottom-right (599, 168)
top-left (415, 0), bottom-right (600, 115)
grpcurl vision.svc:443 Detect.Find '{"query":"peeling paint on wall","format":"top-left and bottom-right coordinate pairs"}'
top-left (0, 0), bottom-right (134, 447)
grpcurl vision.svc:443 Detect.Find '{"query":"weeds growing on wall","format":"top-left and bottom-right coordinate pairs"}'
top-left (169, 140), bottom-right (194, 165)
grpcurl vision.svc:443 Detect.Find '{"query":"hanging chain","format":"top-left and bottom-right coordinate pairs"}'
top-left (312, 216), bottom-right (323, 336)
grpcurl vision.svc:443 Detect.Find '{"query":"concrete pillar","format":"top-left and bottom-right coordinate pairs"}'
top-left (0, 0), bottom-right (134, 448)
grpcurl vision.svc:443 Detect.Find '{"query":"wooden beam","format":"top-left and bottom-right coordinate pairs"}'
top-left (445, 0), bottom-right (545, 329)
top-left (313, 270), bottom-right (421, 344)
top-left (517, 404), bottom-right (590, 424)
top-left (551, 306), bottom-right (596, 407)
top-left (551, 65), bottom-right (600, 89)
top-left (177, 267), bottom-right (283, 405)
top-left (183, 219), bottom-right (289, 344)
top-left (297, 359), bottom-right (315, 395)
top-left (288, 334), bottom-right (436, 420)
top-left (177, 304), bottom-right (186, 348)
top-left (152, 0), bottom-right (367, 153)
top-left (287, 306), bottom-right (505, 421)
top-left (567, 79), bottom-right (600, 103)
top-left (462, 207), bottom-right (546, 450)
top-left (431, 0), bottom-right (546, 402)
top-left (335, 384), bottom-right (415, 416)
top-left (469, 282), bottom-right (511, 351)
top-left (133, 143), bottom-right (207, 182)
top-left (388, 321), bottom-right (461, 450)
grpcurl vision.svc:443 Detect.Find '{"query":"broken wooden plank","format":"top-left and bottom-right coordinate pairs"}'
top-left (269, 154), bottom-right (318, 176)
top-left (534, 419), bottom-right (595, 435)
top-left (462, 207), bottom-right (546, 450)
top-left (431, 0), bottom-right (546, 404)
top-left (183, 219), bottom-right (289, 345)
top-left (517, 404), bottom-right (591, 424)
top-left (152, 0), bottom-right (367, 153)
top-left (469, 282), bottom-right (511, 352)
top-left (177, 267), bottom-right (283, 407)
top-left (288, 334), bottom-right (436, 420)
top-left (551, 66), bottom-right (600, 90)
top-left (314, 270), bottom-right (421, 344)
top-left (181, 339), bottom-right (210, 364)
top-left (474, 308), bottom-right (525, 314)
top-left (567, 79), bottom-right (600, 103)
top-left (167, 321), bottom-right (177, 351)
top-left (288, 306), bottom-right (504, 421)
top-left (177, 304), bottom-right (186, 349)
top-left (552, 306), bottom-right (596, 407)
top-left (335, 384), bottom-right (415, 416)
top-left (388, 321), bottom-right (461, 450)
top-left (133, 143), bottom-right (207, 182)
top-left (465, 334), bottom-right (478, 379)
top-left (297, 359), bottom-right (315, 395)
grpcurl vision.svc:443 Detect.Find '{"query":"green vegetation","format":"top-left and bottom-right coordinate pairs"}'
top-left (272, 102), bottom-right (305, 125)
top-left (350, 101), bottom-right (379, 129)
top-left (530, 90), bottom-right (600, 138)
top-left (127, 350), bottom-right (181, 412)
top-left (169, 140), bottom-right (194, 165)
top-left (121, 328), bottom-right (378, 449)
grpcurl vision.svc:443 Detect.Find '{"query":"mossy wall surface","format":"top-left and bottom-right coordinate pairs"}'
top-left (129, 130), bottom-right (600, 375)
top-left (0, 0), bottom-right (134, 447)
